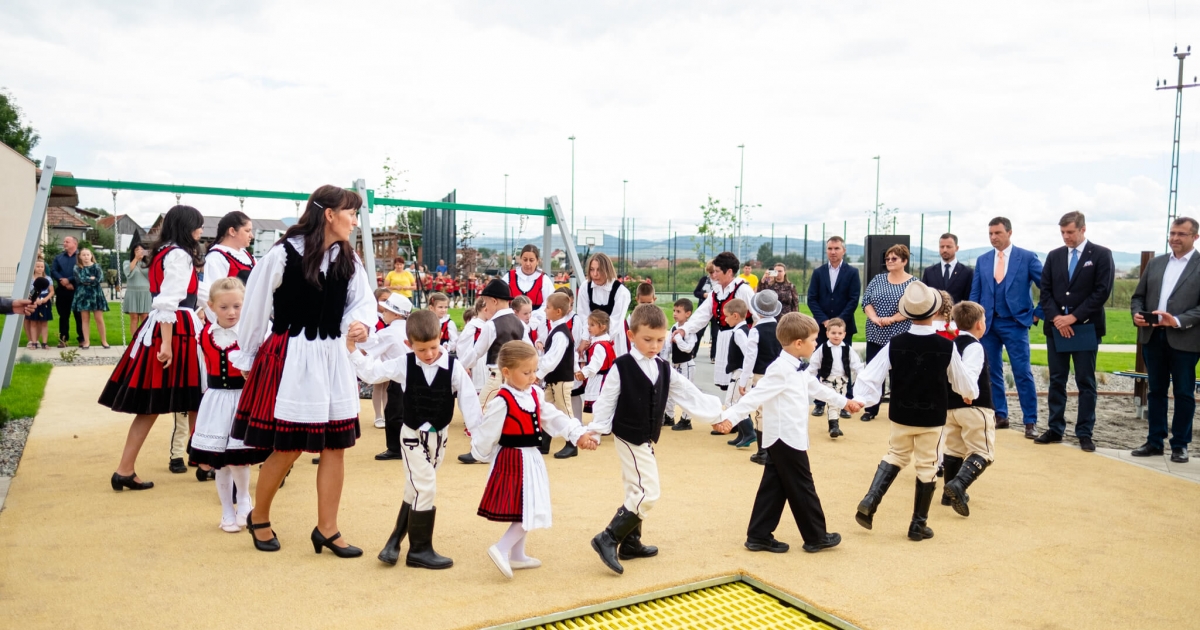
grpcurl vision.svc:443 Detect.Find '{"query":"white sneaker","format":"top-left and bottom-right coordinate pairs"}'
top-left (487, 545), bottom-right (513, 579)
top-left (509, 557), bottom-right (542, 570)
top-left (219, 518), bottom-right (241, 533)
top-left (374, 417), bottom-right (386, 429)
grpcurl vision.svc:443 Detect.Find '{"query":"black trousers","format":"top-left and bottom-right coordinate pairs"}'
top-left (747, 442), bottom-right (828, 545)
top-left (383, 380), bottom-right (405, 453)
top-left (864, 340), bottom-right (885, 416)
top-left (708, 320), bottom-right (719, 360)
top-left (1046, 332), bottom-right (1098, 438)
top-left (55, 287), bottom-right (83, 343)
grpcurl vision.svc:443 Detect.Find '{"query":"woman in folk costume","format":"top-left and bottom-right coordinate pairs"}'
top-left (575, 253), bottom-right (630, 343)
top-left (504, 244), bottom-right (555, 316)
top-left (101, 205), bottom-right (206, 491)
top-left (231, 185), bottom-right (377, 557)
top-left (199, 210), bottom-right (256, 316)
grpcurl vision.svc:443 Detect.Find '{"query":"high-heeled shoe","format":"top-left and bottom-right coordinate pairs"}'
top-left (110, 472), bottom-right (154, 491)
top-left (311, 527), bottom-right (363, 558)
top-left (247, 510), bottom-right (280, 552)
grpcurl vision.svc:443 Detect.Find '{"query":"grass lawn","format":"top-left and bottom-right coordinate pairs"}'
top-left (0, 363), bottom-right (52, 421)
top-left (1, 309), bottom-right (135, 348)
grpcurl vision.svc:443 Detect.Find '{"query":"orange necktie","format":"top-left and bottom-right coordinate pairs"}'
top-left (994, 250), bottom-right (1006, 283)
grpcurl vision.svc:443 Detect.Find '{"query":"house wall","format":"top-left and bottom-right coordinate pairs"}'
top-left (0, 145), bottom-right (37, 296)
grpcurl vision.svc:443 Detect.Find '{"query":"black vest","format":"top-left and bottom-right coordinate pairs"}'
top-left (486, 312), bottom-right (526, 365)
top-left (544, 323), bottom-right (576, 384)
top-left (271, 241), bottom-right (350, 340)
top-left (887, 333), bottom-right (954, 427)
top-left (587, 282), bottom-right (617, 315)
top-left (817, 342), bottom-right (853, 381)
top-left (947, 335), bottom-right (993, 411)
top-left (402, 354), bottom-right (458, 431)
top-left (751, 321), bottom-right (782, 375)
top-left (611, 355), bottom-right (671, 445)
top-left (725, 323), bottom-right (747, 374)
top-left (670, 324), bottom-right (699, 364)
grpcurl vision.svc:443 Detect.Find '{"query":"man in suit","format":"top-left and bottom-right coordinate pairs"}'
top-left (921, 233), bottom-right (973, 304)
top-left (1034, 212), bottom-right (1113, 452)
top-left (970, 217), bottom-right (1044, 438)
top-left (1129, 217), bottom-right (1200, 464)
top-left (808, 236), bottom-right (862, 417)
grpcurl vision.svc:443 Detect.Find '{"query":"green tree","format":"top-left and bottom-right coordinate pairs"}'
top-left (0, 89), bottom-right (39, 165)
top-left (695, 195), bottom-right (737, 261)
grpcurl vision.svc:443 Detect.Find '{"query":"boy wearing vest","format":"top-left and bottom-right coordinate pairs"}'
top-left (941, 301), bottom-right (994, 517)
top-left (349, 309), bottom-right (483, 569)
top-left (852, 282), bottom-right (979, 541)
top-left (537, 292), bottom-right (581, 459)
top-left (576, 311), bottom-right (616, 413)
top-left (428, 291), bottom-right (457, 356)
top-left (722, 299), bottom-right (752, 439)
top-left (722, 312), bottom-right (864, 554)
top-left (356, 293), bottom-right (413, 461)
top-left (588, 304), bottom-right (729, 575)
top-left (617, 282), bottom-right (658, 356)
top-left (662, 298), bottom-right (699, 430)
top-left (732, 291), bottom-right (785, 452)
top-left (675, 251), bottom-right (758, 389)
top-left (805, 317), bottom-right (864, 440)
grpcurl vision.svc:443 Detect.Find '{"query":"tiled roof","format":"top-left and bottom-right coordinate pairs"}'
top-left (47, 206), bottom-right (89, 229)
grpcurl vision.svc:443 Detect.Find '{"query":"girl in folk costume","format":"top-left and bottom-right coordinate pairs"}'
top-left (101, 205), bottom-right (206, 491)
top-left (932, 290), bottom-right (958, 341)
top-left (428, 291), bottom-right (457, 355)
top-left (575, 253), bottom-right (630, 344)
top-left (577, 311), bottom-right (616, 413)
top-left (505, 244), bottom-right (555, 317)
top-left (231, 185), bottom-right (377, 556)
top-left (471, 342), bottom-right (598, 578)
top-left (199, 211), bottom-right (256, 318)
top-left (189, 278), bottom-right (269, 532)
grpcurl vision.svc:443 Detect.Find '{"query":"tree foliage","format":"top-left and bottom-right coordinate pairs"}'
top-left (694, 195), bottom-right (737, 261)
top-left (0, 89), bottom-right (39, 165)
top-left (755, 242), bottom-right (809, 271)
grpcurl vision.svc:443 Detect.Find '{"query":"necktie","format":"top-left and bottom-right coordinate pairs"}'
top-left (1068, 248), bottom-right (1079, 280)
top-left (994, 250), bottom-right (1006, 283)
top-left (943, 263), bottom-right (951, 285)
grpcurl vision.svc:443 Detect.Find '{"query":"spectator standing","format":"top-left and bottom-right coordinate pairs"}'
top-left (693, 264), bottom-right (717, 360)
top-left (808, 236), bottom-right (862, 416)
top-left (859, 244), bottom-right (915, 421)
top-left (767, 263), bottom-right (799, 314)
top-left (50, 235), bottom-right (84, 347)
top-left (1129, 217), bottom-right (1200, 464)
top-left (436, 258), bottom-right (448, 274)
top-left (1035, 212), bottom-right (1113, 452)
top-left (123, 242), bottom-right (152, 334)
top-left (969, 217), bottom-right (1044, 437)
top-left (25, 261), bottom-right (53, 349)
top-left (739, 263), bottom-right (760, 291)
top-left (71, 248), bottom-right (110, 349)
top-left (921, 233), bottom-right (973, 304)
top-left (385, 257), bottom-right (416, 298)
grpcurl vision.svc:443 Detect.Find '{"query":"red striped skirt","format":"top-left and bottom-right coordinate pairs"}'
top-left (477, 447), bottom-right (524, 522)
top-left (98, 313), bottom-right (201, 415)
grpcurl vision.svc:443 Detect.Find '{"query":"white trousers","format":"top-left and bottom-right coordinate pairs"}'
top-left (665, 362), bottom-right (695, 421)
top-left (400, 425), bottom-right (448, 511)
top-left (616, 437), bottom-right (660, 518)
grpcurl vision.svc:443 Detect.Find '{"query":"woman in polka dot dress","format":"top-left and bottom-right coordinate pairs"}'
top-left (860, 243), bottom-right (915, 420)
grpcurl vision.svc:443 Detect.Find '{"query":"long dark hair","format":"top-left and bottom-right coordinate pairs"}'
top-left (128, 232), bottom-right (149, 268)
top-left (282, 185), bottom-right (361, 288)
top-left (214, 210), bottom-right (251, 247)
top-left (150, 205), bottom-right (205, 266)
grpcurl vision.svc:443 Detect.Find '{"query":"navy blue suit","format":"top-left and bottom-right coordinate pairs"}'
top-left (807, 263), bottom-right (861, 343)
top-left (969, 246), bottom-right (1044, 424)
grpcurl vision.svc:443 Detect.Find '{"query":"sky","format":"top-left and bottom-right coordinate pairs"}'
top-left (3, 0), bottom-right (1200, 261)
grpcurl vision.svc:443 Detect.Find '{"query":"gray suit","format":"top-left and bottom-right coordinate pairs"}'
top-left (1130, 251), bottom-right (1200, 449)
top-left (0, 297), bottom-right (15, 315)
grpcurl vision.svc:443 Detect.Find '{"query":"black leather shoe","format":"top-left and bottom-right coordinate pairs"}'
top-left (458, 452), bottom-right (480, 464)
top-left (1078, 437), bottom-right (1096, 452)
top-left (247, 510), bottom-right (280, 552)
top-left (168, 458), bottom-right (187, 474)
top-left (995, 416), bottom-right (1010, 430)
top-left (1024, 424), bottom-right (1037, 439)
top-left (196, 466), bottom-right (214, 482)
top-left (110, 472), bottom-right (153, 491)
top-left (802, 532), bottom-right (841, 553)
top-left (311, 527), bottom-right (363, 558)
top-left (859, 413), bottom-right (874, 422)
top-left (662, 414), bottom-right (675, 427)
top-left (828, 420), bottom-right (843, 439)
top-left (1131, 443), bottom-right (1164, 457)
top-left (671, 419), bottom-right (692, 431)
top-left (1171, 447), bottom-right (1190, 463)
top-left (591, 507), bottom-right (641, 574)
top-left (375, 449), bottom-right (403, 461)
top-left (811, 403), bottom-right (825, 417)
top-left (745, 536), bottom-right (789, 553)
top-left (1033, 431), bottom-right (1063, 444)
top-left (554, 443), bottom-right (578, 459)
top-left (840, 409), bottom-right (852, 419)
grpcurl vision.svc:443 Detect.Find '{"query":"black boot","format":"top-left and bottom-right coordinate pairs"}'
top-left (828, 419), bottom-right (843, 439)
top-left (855, 461), bottom-right (901, 530)
top-left (671, 419), bottom-right (692, 431)
top-left (405, 507), bottom-right (453, 569)
top-left (590, 506), bottom-right (642, 574)
top-left (617, 521), bottom-right (659, 560)
top-left (377, 502), bottom-right (412, 565)
top-left (538, 431), bottom-right (552, 455)
top-left (554, 442), bottom-right (578, 459)
top-left (908, 479), bottom-right (937, 541)
top-left (749, 431), bottom-right (768, 465)
top-left (662, 413), bottom-right (675, 427)
top-left (727, 419), bottom-right (748, 445)
top-left (943, 454), bottom-right (987, 517)
top-left (940, 456), bottom-right (964, 506)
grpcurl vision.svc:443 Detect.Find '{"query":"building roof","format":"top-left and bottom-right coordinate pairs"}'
top-left (35, 169), bottom-right (79, 207)
top-left (47, 206), bottom-right (90, 229)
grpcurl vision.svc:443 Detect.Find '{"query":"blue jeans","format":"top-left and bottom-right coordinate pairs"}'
top-left (981, 316), bottom-right (1038, 424)
top-left (1046, 332), bottom-right (1097, 438)
top-left (1142, 329), bottom-right (1199, 449)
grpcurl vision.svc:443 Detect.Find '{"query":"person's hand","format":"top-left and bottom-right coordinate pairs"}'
top-left (13, 299), bottom-right (34, 315)
top-left (347, 321), bottom-right (369, 343)
top-left (576, 433), bottom-right (599, 450)
top-left (962, 397), bottom-right (973, 405)
top-left (712, 419), bottom-right (734, 434)
top-left (578, 339), bottom-right (592, 353)
top-left (58, 278), bottom-right (69, 288)
top-left (535, 341), bottom-right (545, 352)
top-left (195, 308), bottom-right (207, 323)
top-left (738, 385), bottom-right (747, 396)
top-left (1032, 315), bottom-right (1041, 325)
top-left (345, 336), bottom-right (358, 353)
top-left (845, 400), bottom-right (864, 413)
top-left (1133, 312), bottom-right (1149, 327)
top-left (158, 344), bottom-right (173, 369)
top-left (672, 328), bottom-right (684, 340)
top-left (574, 371), bottom-right (586, 382)
top-left (1153, 310), bottom-right (1179, 327)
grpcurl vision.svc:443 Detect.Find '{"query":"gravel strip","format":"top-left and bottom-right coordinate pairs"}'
top-left (19, 355), bottom-right (119, 367)
top-left (0, 417), bottom-right (34, 477)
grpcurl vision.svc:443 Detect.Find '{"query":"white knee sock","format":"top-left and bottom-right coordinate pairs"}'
top-left (231, 465), bottom-right (252, 516)
top-left (494, 522), bottom-right (525, 556)
top-left (215, 467), bottom-right (235, 523)
top-left (509, 529), bottom-right (532, 562)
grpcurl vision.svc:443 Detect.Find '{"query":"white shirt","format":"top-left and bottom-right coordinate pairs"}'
top-left (660, 323), bottom-right (698, 365)
top-left (470, 384), bottom-right (587, 462)
top-left (504, 269), bottom-right (555, 315)
top-left (458, 308), bottom-right (532, 367)
top-left (439, 315), bottom-right (459, 353)
top-left (737, 317), bottom-right (773, 387)
top-left (828, 261), bottom-right (843, 289)
top-left (723, 351), bottom-right (846, 451)
top-left (853, 324), bottom-right (979, 408)
top-left (536, 315), bottom-right (574, 379)
top-left (576, 280), bottom-right (631, 339)
top-left (680, 279), bottom-right (757, 336)
top-left (349, 349), bottom-right (483, 431)
top-left (939, 258), bottom-right (958, 279)
top-left (993, 244), bottom-right (1013, 281)
top-left (587, 348), bottom-right (723, 436)
top-left (805, 341), bottom-right (865, 381)
top-left (198, 244), bottom-right (254, 315)
top-left (1158, 248), bottom-right (1195, 316)
top-left (580, 334), bottom-right (612, 379)
top-left (957, 331), bottom-right (986, 393)
top-left (357, 319), bottom-right (408, 362)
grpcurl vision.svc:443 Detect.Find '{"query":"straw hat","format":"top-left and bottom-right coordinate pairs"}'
top-left (750, 289), bottom-right (782, 318)
top-left (897, 281), bottom-right (942, 320)
top-left (380, 293), bottom-right (413, 316)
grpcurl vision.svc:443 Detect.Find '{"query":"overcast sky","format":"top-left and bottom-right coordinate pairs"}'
top-left (3, 0), bottom-right (1200, 258)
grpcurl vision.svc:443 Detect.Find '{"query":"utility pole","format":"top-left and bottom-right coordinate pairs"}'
top-left (568, 136), bottom-right (576, 237)
top-left (1157, 46), bottom-right (1199, 251)
top-left (737, 144), bottom-right (745, 261)
top-left (622, 179), bottom-right (628, 276)
top-left (504, 174), bottom-right (509, 270)
top-left (872, 156), bottom-right (881, 233)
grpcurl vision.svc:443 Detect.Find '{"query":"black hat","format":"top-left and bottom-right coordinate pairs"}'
top-left (481, 278), bottom-right (512, 300)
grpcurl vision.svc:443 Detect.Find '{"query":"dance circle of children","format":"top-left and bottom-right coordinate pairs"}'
top-left (99, 190), bottom-right (1003, 578)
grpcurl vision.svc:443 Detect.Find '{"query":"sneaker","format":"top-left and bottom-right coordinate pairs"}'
top-left (802, 532), bottom-right (841, 553)
top-left (374, 417), bottom-right (386, 429)
top-left (745, 536), bottom-right (789, 553)
top-left (671, 419), bottom-right (693, 431)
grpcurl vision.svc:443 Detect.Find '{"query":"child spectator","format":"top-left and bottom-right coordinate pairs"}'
top-left (806, 317), bottom-right (864, 440)
top-left (576, 311), bottom-right (615, 414)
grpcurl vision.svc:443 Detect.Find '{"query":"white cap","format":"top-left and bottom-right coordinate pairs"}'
top-left (380, 293), bottom-right (413, 316)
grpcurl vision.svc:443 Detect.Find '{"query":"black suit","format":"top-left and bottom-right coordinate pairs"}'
top-left (921, 260), bottom-right (973, 305)
top-left (1039, 241), bottom-right (1114, 439)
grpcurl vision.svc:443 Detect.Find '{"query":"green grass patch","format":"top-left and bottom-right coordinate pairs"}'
top-left (1, 309), bottom-right (133, 348)
top-left (0, 363), bottom-right (52, 421)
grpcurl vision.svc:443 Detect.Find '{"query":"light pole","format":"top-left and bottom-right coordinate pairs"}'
top-left (504, 174), bottom-right (509, 270)
top-left (622, 179), bottom-right (628, 276)
top-left (737, 144), bottom-right (745, 260)
top-left (568, 135), bottom-right (576, 237)
top-left (872, 156), bottom-right (881, 233)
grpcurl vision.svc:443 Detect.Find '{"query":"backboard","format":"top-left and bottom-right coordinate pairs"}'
top-left (577, 229), bottom-right (604, 248)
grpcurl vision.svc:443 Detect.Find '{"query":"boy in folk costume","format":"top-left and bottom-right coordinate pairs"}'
top-left (588, 305), bottom-right (729, 575)
top-left (731, 291), bottom-right (785, 452)
top-left (940, 301), bottom-right (995, 517)
top-left (615, 282), bottom-right (657, 356)
top-left (661, 298), bottom-right (699, 429)
top-left (852, 281), bottom-right (979, 541)
top-left (675, 251), bottom-right (757, 390)
top-left (537, 292), bottom-right (583, 459)
top-left (721, 299), bottom-right (753, 440)
top-left (458, 297), bottom-right (489, 395)
top-left (805, 317), bottom-right (864, 440)
top-left (357, 293), bottom-right (413, 461)
top-left (350, 310), bottom-right (482, 569)
top-left (722, 312), bottom-right (864, 554)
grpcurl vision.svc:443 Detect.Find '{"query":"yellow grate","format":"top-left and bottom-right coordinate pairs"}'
top-left (528, 581), bottom-right (837, 630)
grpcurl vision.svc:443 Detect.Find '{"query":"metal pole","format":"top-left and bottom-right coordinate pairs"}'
top-left (821, 223), bottom-right (826, 265)
top-left (631, 218), bottom-right (636, 271)
top-left (873, 156), bottom-right (881, 229)
top-left (2, 157), bottom-right (56, 388)
top-left (569, 135), bottom-right (576, 237)
top-left (354, 179), bottom-right (377, 286)
top-left (1160, 48), bottom-right (1196, 252)
top-left (737, 144), bottom-right (745, 261)
top-left (948, 211), bottom-right (952, 234)
top-left (919, 213), bottom-right (925, 272)
top-left (622, 180), bottom-right (628, 276)
top-left (504, 174), bottom-right (509, 270)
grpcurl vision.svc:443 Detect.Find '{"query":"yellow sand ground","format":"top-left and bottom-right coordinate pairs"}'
top-left (1, 366), bottom-right (1198, 630)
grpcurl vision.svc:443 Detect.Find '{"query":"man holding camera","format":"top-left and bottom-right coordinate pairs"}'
top-left (1130, 216), bottom-right (1200, 464)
